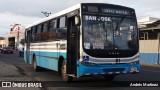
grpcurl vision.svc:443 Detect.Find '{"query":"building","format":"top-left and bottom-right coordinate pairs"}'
top-left (4, 32), bottom-right (24, 50)
top-left (3, 24), bottom-right (25, 50)
top-left (4, 34), bottom-right (16, 49)
top-left (138, 17), bottom-right (160, 65)
top-left (0, 37), bottom-right (5, 47)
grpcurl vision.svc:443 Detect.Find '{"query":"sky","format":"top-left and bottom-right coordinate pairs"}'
top-left (1, 0), bottom-right (160, 36)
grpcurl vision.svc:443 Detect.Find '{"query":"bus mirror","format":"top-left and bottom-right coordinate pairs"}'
top-left (75, 16), bottom-right (80, 26)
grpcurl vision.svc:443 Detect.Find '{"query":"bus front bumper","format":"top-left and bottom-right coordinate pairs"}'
top-left (77, 61), bottom-right (140, 78)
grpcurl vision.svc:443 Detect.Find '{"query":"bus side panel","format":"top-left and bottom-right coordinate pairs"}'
top-left (38, 51), bottom-right (46, 68)
top-left (33, 51), bottom-right (67, 71)
top-left (35, 51), bottom-right (40, 66)
top-left (29, 51), bottom-right (33, 64)
top-left (27, 43), bottom-right (67, 71)
top-left (39, 51), bottom-right (58, 71)
top-left (28, 50), bottom-right (39, 65)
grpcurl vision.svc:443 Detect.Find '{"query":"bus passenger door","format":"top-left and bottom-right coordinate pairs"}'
top-left (66, 16), bottom-right (79, 76)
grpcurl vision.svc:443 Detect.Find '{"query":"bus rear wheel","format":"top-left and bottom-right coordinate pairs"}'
top-left (61, 61), bottom-right (73, 82)
top-left (33, 56), bottom-right (41, 71)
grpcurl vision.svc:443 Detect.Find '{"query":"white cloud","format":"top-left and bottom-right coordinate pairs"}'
top-left (0, 12), bottom-right (41, 35)
top-left (0, 12), bottom-right (41, 25)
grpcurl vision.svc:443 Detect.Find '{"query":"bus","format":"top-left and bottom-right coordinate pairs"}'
top-left (24, 3), bottom-right (140, 82)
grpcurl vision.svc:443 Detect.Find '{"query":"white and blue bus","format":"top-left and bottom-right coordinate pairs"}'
top-left (24, 3), bottom-right (140, 82)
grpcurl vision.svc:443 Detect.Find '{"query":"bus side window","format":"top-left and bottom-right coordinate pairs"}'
top-left (37, 24), bottom-right (42, 41)
top-left (43, 22), bottom-right (49, 41)
top-left (31, 27), bottom-right (36, 42)
top-left (57, 16), bottom-right (67, 40)
top-left (34, 26), bottom-right (38, 42)
top-left (40, 24), bottom-right (45, 41)
top-left (31, 29), bottom-right (33, 42)
top-left (48, 19), bottom-right (57, 41)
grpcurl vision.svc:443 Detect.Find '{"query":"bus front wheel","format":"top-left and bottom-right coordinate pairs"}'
top-left (61, 60), bottom-right (73, 82)
top-left (33, 56), bottom-right (40, 71)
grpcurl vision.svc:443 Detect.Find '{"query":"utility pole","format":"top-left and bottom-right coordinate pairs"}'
top-left (17, 25), bottom-right (20, 51)
top-left (41, 11), bottom-right (51, 17)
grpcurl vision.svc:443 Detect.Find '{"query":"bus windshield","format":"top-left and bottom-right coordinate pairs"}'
top-left (83, 15), bottom-right (138, 50)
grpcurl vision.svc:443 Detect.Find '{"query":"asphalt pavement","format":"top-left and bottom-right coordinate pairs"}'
top-left (0, 51), bottom-right (160, 90)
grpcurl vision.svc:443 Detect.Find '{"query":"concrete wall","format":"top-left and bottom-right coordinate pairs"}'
top-left (140, 40), bottom-right (160, 64)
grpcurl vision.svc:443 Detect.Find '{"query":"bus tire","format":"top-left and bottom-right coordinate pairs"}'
top-left (58, 56), bottom-right (64, 76)
top-left (33, 56), bottom-right (40, 71)
top-left (61, 60), bottom-right (73, 82)
top-left (104, 75), bottom-right (115, 81)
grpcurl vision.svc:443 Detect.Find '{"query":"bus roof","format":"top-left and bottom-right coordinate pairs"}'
top-left (26, 3), bottom-right (134, 29)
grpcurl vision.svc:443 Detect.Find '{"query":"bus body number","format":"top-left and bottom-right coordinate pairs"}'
top-left (115, 59), bottom-right (120, 63)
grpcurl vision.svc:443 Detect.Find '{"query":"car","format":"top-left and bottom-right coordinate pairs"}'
top-left (1, 47), bottom-right (13, 54)
top-left (0, 46), bottom-right (2, 50)
top-left (0, 47), bottom-right (2, 51)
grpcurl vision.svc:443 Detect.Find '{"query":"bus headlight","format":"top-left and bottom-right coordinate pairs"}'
top-left (130, 60), bottom-right (139, 65)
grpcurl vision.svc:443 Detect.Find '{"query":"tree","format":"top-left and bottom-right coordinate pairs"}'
top-left (20, 39), bottom-right (25, 46)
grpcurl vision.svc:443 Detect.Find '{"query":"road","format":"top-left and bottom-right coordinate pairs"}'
top-left (0, 51), bottom-right (160, 90)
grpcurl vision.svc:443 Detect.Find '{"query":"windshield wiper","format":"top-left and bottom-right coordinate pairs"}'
top-left (115, 16), bottom-right (126, 31)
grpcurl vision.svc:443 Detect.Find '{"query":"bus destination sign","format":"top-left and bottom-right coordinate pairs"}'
top-left (102, 8), bottom-right (131, 15)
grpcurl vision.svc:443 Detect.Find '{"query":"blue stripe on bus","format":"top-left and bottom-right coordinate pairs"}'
top-left (140, 53), bottom-right (160, 64)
